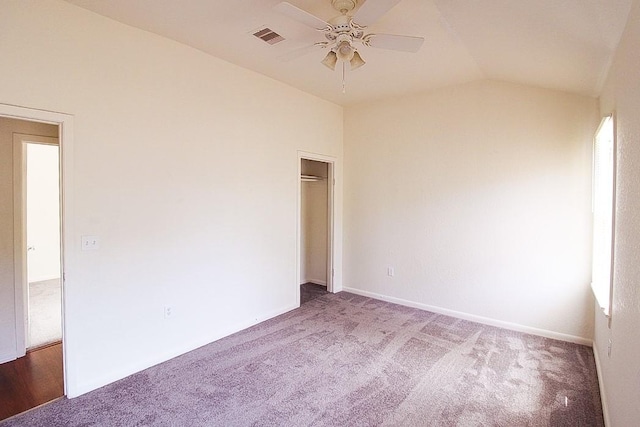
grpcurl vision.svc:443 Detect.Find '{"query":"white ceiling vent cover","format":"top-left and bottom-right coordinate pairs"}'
top-left (253, 27), bottom-right (285, 45)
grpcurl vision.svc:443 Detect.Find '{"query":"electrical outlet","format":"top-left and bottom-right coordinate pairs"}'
top-left (164, 306), bottom-right (173, 320)
top-left (387, 267), bottom-right (394, 277)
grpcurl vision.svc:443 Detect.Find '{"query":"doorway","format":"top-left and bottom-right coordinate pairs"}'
top-left (298, 153), bottom-right (335, 305)
top-left (0, 111), bottom-right (67, 420)
top-left (13, 130), bottom-right (62, 355)
top-left (24, 140), bottom-right (62, 350)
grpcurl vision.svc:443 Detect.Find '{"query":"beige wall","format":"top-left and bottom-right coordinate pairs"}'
top-left (0, 0), bottom-right (343, 396)
top-left (0, 118), bottom-right (58, 362)
top-left (594, 0), bottom-right (640, 424)
top-left (344, 80), bottom-right (598, 342)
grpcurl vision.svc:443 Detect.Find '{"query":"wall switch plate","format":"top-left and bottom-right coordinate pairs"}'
top-left (81, 235), bottom-right (100, 251)
top-left (387, 267), bottom-right (394, 277)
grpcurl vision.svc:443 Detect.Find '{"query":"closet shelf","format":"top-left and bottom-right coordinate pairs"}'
top-left (301, 174), bottom-right (325, 182)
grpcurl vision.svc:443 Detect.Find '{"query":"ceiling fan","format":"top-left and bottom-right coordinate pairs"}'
top-left (274, 0), bottom-right (424, 75)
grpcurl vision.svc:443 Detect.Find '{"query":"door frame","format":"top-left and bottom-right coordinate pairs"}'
top-left (1, 103), bottom-right (74, 395)
top-left (297, 151), bottom-right (336, 303)
top-left (14, 134), bottom-right (60, 352)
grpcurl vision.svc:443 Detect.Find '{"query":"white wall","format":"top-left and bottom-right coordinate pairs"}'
top-left (0, 118), bottom-right (58, 364)
top-left (344, 80), bottom-right (598, 342)
top-left (27, 143), bottom-right (61, 283)
top-left (594, 0), bottom-right (640, 424)
top-left (0, 0), bottom-right (343, 396)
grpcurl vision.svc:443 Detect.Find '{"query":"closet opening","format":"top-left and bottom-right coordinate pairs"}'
top-left (298, 153), bottom-right (335, 305)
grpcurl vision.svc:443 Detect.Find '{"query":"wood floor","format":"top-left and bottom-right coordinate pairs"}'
top-left (0, 342), bottom-right (64, 421)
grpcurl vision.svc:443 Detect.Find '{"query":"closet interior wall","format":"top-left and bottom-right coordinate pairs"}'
top-left (300, 159), bottom-right (328, 286)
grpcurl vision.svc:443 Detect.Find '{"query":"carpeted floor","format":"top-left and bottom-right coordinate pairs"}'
top-left (300, 282), bottom-right (329, 304)
top-left (28, 279), bottom-right (62, 349)
top-left (2, 291), bottom-right (603, 426)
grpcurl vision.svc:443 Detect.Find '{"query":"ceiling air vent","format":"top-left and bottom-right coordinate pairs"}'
top-left (253, 27), bottom-right (284, 45)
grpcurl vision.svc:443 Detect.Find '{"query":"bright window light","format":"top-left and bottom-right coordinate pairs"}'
top-left (592, 115), bottom-right (615, 317)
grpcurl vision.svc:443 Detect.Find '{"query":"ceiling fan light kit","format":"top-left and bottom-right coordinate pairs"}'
top-left (336, 35), bottom-right (355, 61)
top-left (275, 0), bottom-right (424, 91)
top-left (321, 51), bottom-right (338, 70)
top-left (321, 48), bottom-right (365, 71)
top-left (350, 50), bottom-right (366, 70)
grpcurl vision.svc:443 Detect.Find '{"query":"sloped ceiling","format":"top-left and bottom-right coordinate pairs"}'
top-left (64, 0), bottom-right (632, 105)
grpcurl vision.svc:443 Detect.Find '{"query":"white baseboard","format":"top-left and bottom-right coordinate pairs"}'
top-left (592, 341), bottom-right (610, 426)
top-left (300, 279), bottom-right (327, 286)
top-left (29, 275), bottom-right (60, 283)
top-left (68, 303), bottom-right (298, 398)
top-left (342, 287), bottom-right (592, 346)
top-left (0, 351), bottom-right (16, 365)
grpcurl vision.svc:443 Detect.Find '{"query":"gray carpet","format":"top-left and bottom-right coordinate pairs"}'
top-left (28, 279), bottom-right (62, 349)
top-left (2, 291), bottom-right (603, 426)
top-left (300, 282), bottom-right (329, 304)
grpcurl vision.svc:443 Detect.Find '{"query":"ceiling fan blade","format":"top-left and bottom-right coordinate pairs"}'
top-left (367, 34), bottom-right (424, 52)
top-left (277, 44), bottom-right (323, 62)
top-left (353, 0), bottom-right (402, 27)
top-left (274, 2), bottom-right (329, 30)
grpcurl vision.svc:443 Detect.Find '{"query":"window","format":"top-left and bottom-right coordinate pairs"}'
top-left (592, 115), bottom-right (615, 317)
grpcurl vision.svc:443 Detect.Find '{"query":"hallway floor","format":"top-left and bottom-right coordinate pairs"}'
top-left (0, 342), bottom-right (63, 421)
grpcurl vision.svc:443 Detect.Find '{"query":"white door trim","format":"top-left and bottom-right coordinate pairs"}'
top-left (1, 103), bottom-right (74, 396)
top-left (13, 134), bottom-right (59, 353)
top-left (297, 151), bottom-right (336, 303)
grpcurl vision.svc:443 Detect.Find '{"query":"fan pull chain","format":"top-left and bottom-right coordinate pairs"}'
top-left (342, 62), bottom-right (346, 93)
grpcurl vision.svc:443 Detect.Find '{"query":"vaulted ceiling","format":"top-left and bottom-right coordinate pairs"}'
top-left (64, 0), bottom-right (633, 105)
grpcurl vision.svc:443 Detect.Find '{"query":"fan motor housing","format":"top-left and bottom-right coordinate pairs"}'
top-left (328, 14), bottom-right (352, 30)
